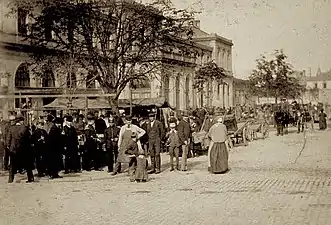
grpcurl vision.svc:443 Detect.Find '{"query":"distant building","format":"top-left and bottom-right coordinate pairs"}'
top-left (304, 69), bottom-right (331, 105)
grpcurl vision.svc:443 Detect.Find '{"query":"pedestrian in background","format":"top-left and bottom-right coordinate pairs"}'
top-left (319, 109), bottom-right (327, 130)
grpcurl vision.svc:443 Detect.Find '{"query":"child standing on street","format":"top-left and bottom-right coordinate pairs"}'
top-left (135, 141), bottom-right (148, 182)
top-left (125, 133), bottom-right (139, 182)
top-left (166, 123), bottom-right (180, 171)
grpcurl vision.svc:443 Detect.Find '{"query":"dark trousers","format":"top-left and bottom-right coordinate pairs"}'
top-left (8, 153), bottom-right (34, 183)
top-left (47, 153), bottom-right (61, 177)
top-left (4, 148), bottom-right (10, 170)
top-left (128, 157), bottom-right (137, 181)
top-left (94, 143), bottom-right (103, 170)
top-left (64, 151), bottom-right (80, 173)
top-left (276, 123), bottom-right (284, 136)
top-left (297, 121), bottom-right (305, 133)
top-left (169, 146), bottom-right (179, 169)
top-left (283, 123), bottom-right (288, 134)
top-left (149, 139), bottom-right (161, 172)
top-left (35, 148), bottom-right (46, 175)
top-left (106, 145), bottom-right (118, 172)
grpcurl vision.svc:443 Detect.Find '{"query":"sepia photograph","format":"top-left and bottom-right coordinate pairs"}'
top-left (0, 0), bottom-right (330, 224)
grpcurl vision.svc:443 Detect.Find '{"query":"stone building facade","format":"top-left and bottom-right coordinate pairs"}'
top-left (0, 1), bottom-right (234, 118)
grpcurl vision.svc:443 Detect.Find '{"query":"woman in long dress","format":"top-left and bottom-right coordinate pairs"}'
top-left (319, 109), bottom-right (327, 130)
top-left (207, 117), bottom-right (229, 174)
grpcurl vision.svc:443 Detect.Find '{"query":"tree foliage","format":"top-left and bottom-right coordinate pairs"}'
top-left (248, 50), bottom-right (305, 102)
top-left (9, 0), bottom-right (196, 110)
top-left (193, 61), bottom-right (227, 92)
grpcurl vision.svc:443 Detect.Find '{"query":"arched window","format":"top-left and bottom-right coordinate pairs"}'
top-left (67, 72), bottom-right (77, 88)
top-left (41, 67), bottom-right (55, 87)
top-left (15, 63), bottom-right (30, 87)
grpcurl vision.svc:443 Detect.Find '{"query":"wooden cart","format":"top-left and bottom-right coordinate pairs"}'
top-left (192, 114), bottom-right (251, 151)
top-left (247, 119), bottom-right (270, 140)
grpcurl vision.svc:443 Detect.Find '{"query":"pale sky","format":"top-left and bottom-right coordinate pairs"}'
top-left (171, 0), bottom-right (331, 79)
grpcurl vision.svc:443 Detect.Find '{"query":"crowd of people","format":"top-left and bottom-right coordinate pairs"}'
top-left (273, 103), bottom-right (328, 136)
top-left (0, 108), bottom-right (231, 184)
top-left (1, 102), bottom-right (327, 184)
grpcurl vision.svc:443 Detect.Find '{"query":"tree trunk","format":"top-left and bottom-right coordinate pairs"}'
top-left (107, 96), bottom-right (120, 116)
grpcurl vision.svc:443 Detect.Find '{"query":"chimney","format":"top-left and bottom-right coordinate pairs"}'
top-left (193, 20), bottom-right (200, 29)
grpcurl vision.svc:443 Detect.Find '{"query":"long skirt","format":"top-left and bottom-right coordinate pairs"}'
top-left (135, 157), bottom-right (148, 181)
top-left (209, 142), bottom-right (228, 174)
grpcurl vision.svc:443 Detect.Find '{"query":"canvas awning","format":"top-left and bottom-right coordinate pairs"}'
top-left (43, 97), bottom-right (171, 109)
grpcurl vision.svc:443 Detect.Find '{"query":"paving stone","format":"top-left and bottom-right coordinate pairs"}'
top-left (1, 127), bottom-right (331, 225)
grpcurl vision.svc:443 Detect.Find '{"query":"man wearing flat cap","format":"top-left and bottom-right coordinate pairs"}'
top-left (7, 115), bottom-right (34, 183)
top-left (146, 112), bottom-right (164, 174)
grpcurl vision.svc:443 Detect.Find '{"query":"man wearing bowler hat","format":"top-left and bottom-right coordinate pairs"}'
top-left (146, 112), bottom-right (164, 174)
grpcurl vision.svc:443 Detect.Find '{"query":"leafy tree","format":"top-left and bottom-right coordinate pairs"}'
top-left (9, 0), bottom-right (196, 113)
top-left (193, 61), bottom-right (227, 107)
top-left (249, 50), bottom-right (305, 103)
top-left (193, 61), bottom-right (227, 91)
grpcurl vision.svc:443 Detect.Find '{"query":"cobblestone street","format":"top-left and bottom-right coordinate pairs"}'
top-left (1, 127), bottom-right (331, 225)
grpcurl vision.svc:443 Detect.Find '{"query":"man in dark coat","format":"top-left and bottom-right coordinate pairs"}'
top-left (7, 116), bottom-right (34, 183)
top-left (274, 106), bottom-right (284, 136)
top-left (146, 113), bottom-right (164, 174)
top-left (2, 115), bottom-right (15, 170)
top-left (83, 114), bottom-right (99, 171)
top-left (63, 116), bottom-right (80, 173)
top-left (177, 111), bottom-right (191, 171)
top-left (95, 114), bottom-right (107, 168)
top-left (31, 120), bottom-right (48, 177)
top-left (47, 117), bottom-right (64, 179)
top-left (104, 116), bottom-right (120, 173)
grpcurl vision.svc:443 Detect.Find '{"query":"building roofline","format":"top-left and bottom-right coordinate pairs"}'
top-left (193, 33), bottom-right (233, 46)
